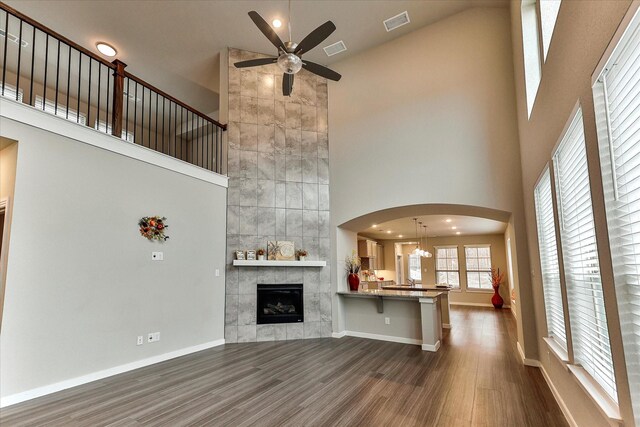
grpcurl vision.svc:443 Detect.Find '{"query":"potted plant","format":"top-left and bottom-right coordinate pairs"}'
top-left (491, 267), bottom-right (505, 309)
top-left (256, 248), bottom-right (266, 261)
top-left (297, 249), bottom-right (308, 261)
top-left (345, 250), bottom-right (361, 291)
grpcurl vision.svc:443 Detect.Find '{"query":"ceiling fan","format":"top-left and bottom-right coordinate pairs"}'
top-left (234, 7), bottom-right (342, 96)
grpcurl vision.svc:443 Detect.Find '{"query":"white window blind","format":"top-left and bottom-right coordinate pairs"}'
top-left (465, 245), bottom-right (492, 290)
top-left (594, 8), bottom-right (640, 421)
top-left (554, 107), bottom-right (617, 401)
top-left (408, 254), bottom-right (421, 281)
top-left (534, 168), bottom-right (567, 350)
top-left (435, 246), bottom-right (460, 288)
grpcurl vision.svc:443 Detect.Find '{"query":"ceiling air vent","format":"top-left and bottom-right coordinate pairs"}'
top-left (384, 11), bottom-right (410, 32)
top-left (323, 40), bottom-right (347, 57)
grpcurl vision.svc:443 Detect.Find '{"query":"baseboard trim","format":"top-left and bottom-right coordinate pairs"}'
top-left (450, 302), bottom-right (510, 308)
top-left (516, 341), bottom-right (540, 367)
top-left (343, 330), bottom-right (422, 346)
top-left (0, 339), bottom-right (225, 408)
top-left (539, 365), bottom-right (578, 427)
top-left (442, 323), bottom-right (452, 329)
top-left (332, 331), bottom-right (346, 338)
top-left (422, 340), bottom-right (441, 352)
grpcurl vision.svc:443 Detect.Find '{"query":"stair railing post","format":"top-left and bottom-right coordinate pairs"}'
top-left (111, 59), bottom-right (127, 138)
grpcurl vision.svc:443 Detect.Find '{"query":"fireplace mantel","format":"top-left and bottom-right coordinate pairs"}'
top-left (232, 260), bottom-right (327, 267)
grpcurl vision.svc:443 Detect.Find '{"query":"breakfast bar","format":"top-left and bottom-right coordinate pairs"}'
top-left (337, 287), bottom-right (450, 352)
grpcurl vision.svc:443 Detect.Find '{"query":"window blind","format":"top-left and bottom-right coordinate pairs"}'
top-left (435, 246), bottom-right (460, 288)
top-left (554, 107), bottom-right (617, 401)
top-left (594, 9), bottom-right (640, 420)
top-left (465, 245), bottom-right (492, 290)
top-left (534, 168), bottom-right (567, 350)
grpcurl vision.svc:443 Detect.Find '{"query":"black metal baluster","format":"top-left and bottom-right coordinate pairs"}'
top-left (87, 58), bottom-right (92, 126)
top-left (15, 19), bottom-right (22, 101)
top-left (105, 66), bottom-right (110, 130)
top-left (162, 96), bottom-right (165, 153)
top-left (191, 112), bottom-right (195, 164)
top-left (206, 122), bottom-right (209, 170)
top-left (65, 44), bottom-right (71, 118)
top-left (133, 81), bottom-right (138, 144)
top-left (141, 85), bottom-right (145, 146)
top-left (54, 39), bottom-right (60, 114)
top-left (2, 11), bottom-right (8, 96)
top-left (125, 78), bottom-right (130, 141)
top-left (148, 87), bottom-right (151, 146)
top-left (76, 52), bottom-right (81, 123)
top-left (154, 91), bottom-right (158, 150)
top-left (97, 64), bottom-right (101, 126)
top-left (29, 25), bottom-right (36, 105)
top-left (42, 34), bottom-right (48, 106)
top-left (196, 116), bottom-right (200, 166)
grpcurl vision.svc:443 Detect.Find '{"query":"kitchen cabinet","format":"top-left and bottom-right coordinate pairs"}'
top-left (376, 244), bottom-right (385, 270)
top-left (358, 239), bottom-right (378, 258)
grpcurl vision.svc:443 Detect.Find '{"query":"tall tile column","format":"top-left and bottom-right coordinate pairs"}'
top-left (225, 48), bottom-right (332, 343)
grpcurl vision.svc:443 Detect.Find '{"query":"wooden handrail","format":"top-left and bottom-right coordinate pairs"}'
top-left (124, 72), bottom-right (227, 130)
top-left (0, 1), bottom-right (226, 131)
top-left (0, 2), bottom-right (115, 69)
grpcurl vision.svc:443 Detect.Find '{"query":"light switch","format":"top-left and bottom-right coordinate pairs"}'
top-left (215, 269), bottom-right (220, 277)
top-left (152, 252), bottom-right (164, 261)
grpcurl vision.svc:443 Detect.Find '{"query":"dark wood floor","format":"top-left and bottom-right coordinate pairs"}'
top-left (1, 306), bottom-right (567, 426)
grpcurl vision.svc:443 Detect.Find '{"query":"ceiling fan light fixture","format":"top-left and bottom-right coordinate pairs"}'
top-left (277, 53), bottom-right (303, 74)
top-left (272, 19), bottom-right (282, 28)
top-left (96, 42), bottom-right (117, 57)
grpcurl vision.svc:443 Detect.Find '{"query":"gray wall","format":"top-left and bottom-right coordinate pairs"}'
top-left (224, 49), bottom-right (332, 342)
top-left (329, 8), bottom-right (536, 356)
top-left (509, 0), bottom-right (636, 425)
top-left (0, 117), bottom-right (227, 398)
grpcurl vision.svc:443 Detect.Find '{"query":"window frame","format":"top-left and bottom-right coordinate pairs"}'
top-left (464, 244), bottom-right (493, 292)
top-left (434, 245), bottom-right (460, 290)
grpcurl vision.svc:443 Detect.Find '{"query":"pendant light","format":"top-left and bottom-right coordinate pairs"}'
top-left (412, 218), bottom-right (422, 256)
top-left (422, 225), bottom-right (432, 258)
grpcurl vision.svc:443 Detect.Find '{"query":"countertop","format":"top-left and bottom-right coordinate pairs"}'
top-left (337, 289), bottom-right (443, 300)
top-left (381, 284), bottom-right (454, 292)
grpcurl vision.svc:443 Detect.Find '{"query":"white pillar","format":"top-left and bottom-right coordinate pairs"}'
top-left (419, 294), bottom-right (442, 352)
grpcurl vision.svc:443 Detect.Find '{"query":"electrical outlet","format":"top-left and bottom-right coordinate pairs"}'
top-left (148, 333), bottom-right (155, 342)
top-left (137, 336), bottom-right (144, 345)
top-left (385, 317), bottom-right (390, 325)
top-left (152, 252), bottom-right (164, 261)
top-left (153, 332), bottom-right (161, 341)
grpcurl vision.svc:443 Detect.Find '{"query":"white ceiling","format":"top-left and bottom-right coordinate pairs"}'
top-left (6, 0), bottom-right (508, 114)
top-left (358, 214), bottom-right (507, 239)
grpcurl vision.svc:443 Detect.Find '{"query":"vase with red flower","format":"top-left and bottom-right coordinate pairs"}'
top-left (491, 267), bottom-right (505, 309)
top-left (345, 250), bottom-right (361, 291)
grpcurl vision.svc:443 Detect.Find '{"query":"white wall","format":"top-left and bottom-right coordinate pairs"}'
top-left (0, 114), bottom-right (227, 402)
top-left (509, 0), bottom-right (637, 424)
top-left (329, 7), bottom-right (536, 356)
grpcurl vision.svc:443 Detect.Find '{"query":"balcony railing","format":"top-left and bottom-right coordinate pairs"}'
top-left (0, 2), bottom-right (226, 174)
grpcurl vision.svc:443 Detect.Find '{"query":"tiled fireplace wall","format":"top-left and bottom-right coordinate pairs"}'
top-left (224, 48), bottom-right (332, 343)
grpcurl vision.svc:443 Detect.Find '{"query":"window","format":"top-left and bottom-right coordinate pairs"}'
top-left (408, 253), bottom-right (421, 281)
top-left (593, 7), bottom-right (640, 421)
top-left (435, 246), bottom-right (460, 288)
top-left (554, 106), bottom-right (617, 401)
top-left (521, 0), bottom-right (542, 117)
top-left (35, 95), bottom-right (86, 125)
top-left (540, 0), bottom-right (561, 61)
top-left (534, 168), bottom-right (567, 350)
top-left (465, 245), bottom-right (492, 290)
top-left (95, 120), bottom-right (135, 143)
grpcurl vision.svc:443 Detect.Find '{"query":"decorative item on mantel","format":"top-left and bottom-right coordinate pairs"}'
top-left (256, 248), bottom-right (266, 261)
top-left (345, 250), bottom-right (361, 291)
top-left (235, 250), bottom-right (245, 260)
top-left (491, 267), bottom-right (505, 309)
top-left (297, 249), bottom-right (308, 261)
top-left (268, 241), bottom-right (295, 260)
top-left (246, 250), bottom-right (256, 261)
top-left (138, 216), bottom-right (169, 242)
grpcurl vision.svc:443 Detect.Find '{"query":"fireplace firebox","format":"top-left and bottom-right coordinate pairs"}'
top-left (257, 284), bottom-right (303, 324)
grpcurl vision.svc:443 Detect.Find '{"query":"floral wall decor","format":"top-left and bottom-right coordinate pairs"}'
top-left (139, 216), bottom-right (169, 242)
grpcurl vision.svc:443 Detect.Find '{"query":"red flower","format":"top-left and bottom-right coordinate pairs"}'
top-left (156, 223), bottom-right (164, 230)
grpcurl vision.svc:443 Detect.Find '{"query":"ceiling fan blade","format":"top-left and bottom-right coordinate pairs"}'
top-left (248, 11), bottom-right (286, 52)
top-left (295, 21), bottom-right (336, 55)
top-left (302, 61), bottom-right (341, 81)
top-left (283, 73), bottom-right (294, 97)
top-left (234, 57), bottom-right (277, 68)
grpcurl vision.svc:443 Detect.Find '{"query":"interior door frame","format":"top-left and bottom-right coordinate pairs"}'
top-left (0, 196), bottom-right (10, 331)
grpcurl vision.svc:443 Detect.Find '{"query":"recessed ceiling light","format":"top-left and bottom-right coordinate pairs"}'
top-left (272, 19), bottom-right (282, 28)
top-left (456, 231), bottom-right (461, 235)
top-left (451, 226), bottom-right (457, 230)
top-left (445, 219), bottom-right (452, 223)
top-left (398, 235), bottom-right (403, 238)
top-left (387, 230), bottom-right (392, 234)
top-left (372, 224), bottom-right (377, 228)
top-left (96, 42), bottom-right (117, 57)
